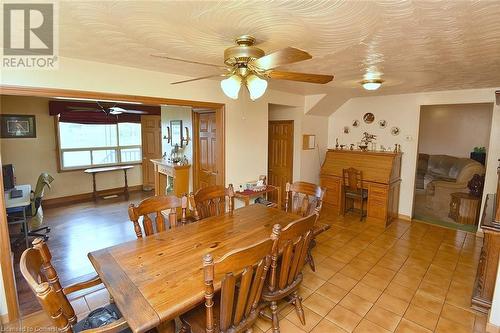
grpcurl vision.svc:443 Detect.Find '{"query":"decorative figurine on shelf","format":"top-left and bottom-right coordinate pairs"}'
top-left (361, 132), bottom-right (377, 145)
top-left (340, 144), bottom-right (345, 150)
top-left (335, 138), bottom-right (339, 149)
top-left (468, 174), bottom-right (485, 197)
top-left (350, 144), bottom-right (355, 150)
top-left (170, 144), bottom-right (183, 163)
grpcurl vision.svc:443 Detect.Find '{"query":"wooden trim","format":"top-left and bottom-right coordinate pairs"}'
top-left (487, 319), bottom-right (500, 333)
top-left (0, 85), bottom-right (224, 109)
top-left (43, 185), bottom-right (143, 209)
top-left (0, 156), bottom-right (20, 322)
top-left (192, 111), bottom-right (200, 192)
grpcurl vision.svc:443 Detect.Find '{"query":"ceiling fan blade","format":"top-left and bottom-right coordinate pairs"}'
top-left (171, 74), bottom-right (227, 85)
top-left (121, 110), bottom-right (148, 114)
top-left (151, 54), bottom-right (226, 69)
top-left (67, 106), bottom-right (99, 111)
top-left (249, 47), bottom-right (312, 71)
top-left (267, 70), bottom-right (334, 84)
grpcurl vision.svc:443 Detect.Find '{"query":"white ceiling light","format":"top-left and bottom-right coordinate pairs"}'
top-left (246, 74), bottom-right (268, 101)
top-left (220, 74), bottom-right (242, 100)
top-left (361, 79), bottom-right (383, 91)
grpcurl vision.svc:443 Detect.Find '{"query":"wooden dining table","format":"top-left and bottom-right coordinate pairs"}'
top-left (88, 204), bottom-right (329, 333)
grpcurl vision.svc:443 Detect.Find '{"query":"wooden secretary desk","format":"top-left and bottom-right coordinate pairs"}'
top-left (320, 149), bottom-right (402, 227)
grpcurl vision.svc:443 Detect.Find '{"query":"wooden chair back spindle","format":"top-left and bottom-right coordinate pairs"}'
top-left (128, 195), bottom-right (187, 238)
top-left (204, 235), bottom-right (278, 333)
top-left (189, 184), bottom-right (235, 221)
top-left (285, 181), bottom-right (326, 217)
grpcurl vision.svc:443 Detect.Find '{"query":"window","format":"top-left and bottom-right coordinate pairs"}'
top-left (58, 122), bottom-right (141, 170)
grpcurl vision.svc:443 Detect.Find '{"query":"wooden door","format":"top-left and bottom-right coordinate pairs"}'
top-left (141, 116), bottom-right (162, 190)
top-left (194, 112), bottom-right (217, 190)
top-left (268, 120), bottom-right (294, 207)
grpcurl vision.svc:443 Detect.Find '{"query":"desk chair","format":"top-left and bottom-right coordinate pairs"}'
top-left (342, 168), bottom-right (368, 221)
top-left (28, 173), bottom-right (54, 240)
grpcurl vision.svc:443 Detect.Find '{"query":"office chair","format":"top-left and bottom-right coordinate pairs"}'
top-left (28, 173), bottom-right (54, 240)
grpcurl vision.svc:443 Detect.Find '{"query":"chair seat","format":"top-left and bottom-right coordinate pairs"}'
top-left (73, 303), bottom-right (130, 333)
top-left (345, 188), bottom-right (368, 199)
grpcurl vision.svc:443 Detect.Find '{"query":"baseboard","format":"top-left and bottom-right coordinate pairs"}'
top-left (44, 185), bottom-right (143, 209)
top-left (487, 321), bottom-right (500, 333)
top-left (476, 229), bottom-right (485, 238)
top-left (0, 312), bottom-right (9, 325)
top-left (397, 214), bottom-right (412, 221)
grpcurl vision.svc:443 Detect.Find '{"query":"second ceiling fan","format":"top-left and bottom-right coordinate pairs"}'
top-left (152, 35), bottom-right (334, 100)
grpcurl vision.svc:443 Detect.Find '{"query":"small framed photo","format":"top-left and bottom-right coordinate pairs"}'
top-left (1, 114), bottom-right (36, 138)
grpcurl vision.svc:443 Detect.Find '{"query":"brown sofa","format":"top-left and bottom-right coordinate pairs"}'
top-left (419, 154), bottom-right (485, 212)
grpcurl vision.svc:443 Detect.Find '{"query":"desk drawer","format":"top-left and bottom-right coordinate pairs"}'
top-left (369, 184), bottom-right (388, 198)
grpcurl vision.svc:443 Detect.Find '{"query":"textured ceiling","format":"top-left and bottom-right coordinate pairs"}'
top-left (57, 0), bottom-right (500, 106)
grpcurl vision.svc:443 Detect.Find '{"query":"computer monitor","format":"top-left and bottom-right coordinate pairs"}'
top-left (2, 164), bottom-right (15, 191)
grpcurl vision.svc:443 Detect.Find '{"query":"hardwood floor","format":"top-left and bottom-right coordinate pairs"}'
top-left (12, 190), bottom-right (152, 316)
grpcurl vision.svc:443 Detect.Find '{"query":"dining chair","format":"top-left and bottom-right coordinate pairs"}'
top-left (128, 194), bottom-right (188, 238)
top-left (179, 231), bottom-right (280, 333)
top-left (342, 167), bottom-right (368, 221)
top-left (189, 184), bottom-right (235, 221)
top-left (284, 181), bottom-right (325, 217)
top-left (284, 181), bottom-right (325, 272)
top-left (261, 213), bottom-right (317, 333)
top-left (20, 238), bottom-right (128, 333)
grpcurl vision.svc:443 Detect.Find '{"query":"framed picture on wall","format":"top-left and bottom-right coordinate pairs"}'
top-left (170, 120), bottom-right (183, 147)
top-left (0, 114), bottom-right (36, 138)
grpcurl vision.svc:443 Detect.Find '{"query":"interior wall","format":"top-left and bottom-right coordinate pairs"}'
top-left (1, 56), bottom-right (304, 189)
top-left (268, 104), bottom-right (328, 185)
top-left (0, 95), bottom-right (143, 199)
top-left (419, 103), bottom-right (492, 157)
top-left (160, 105), bottom-right (193, 192)
top-left (328, 88), bottom-right (499, 219)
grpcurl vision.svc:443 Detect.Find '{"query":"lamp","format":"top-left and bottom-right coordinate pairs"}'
top-left (220, 74), bottom-right (242, 99)
top-left (361, 79), bottom-right (383, 91)
top-left (246, 74), bottom-right (268, 101)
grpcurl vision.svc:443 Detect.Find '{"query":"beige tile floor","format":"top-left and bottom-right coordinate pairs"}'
top-left (254, 207), bottom-right (487, 333)
top-left (10, 207), bottom-right (488, 333)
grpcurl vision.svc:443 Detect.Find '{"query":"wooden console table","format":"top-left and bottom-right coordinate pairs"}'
top-left (84, 165), bottom-right (134, 202)
top-left (150, 159), bottom-right (190, 197)
top-left (235, 185), bottom-right (281, 207)
top-left (449, 192), bottom-right (481, 225)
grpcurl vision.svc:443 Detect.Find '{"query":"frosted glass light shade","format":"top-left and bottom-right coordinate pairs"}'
top-left (220, 75), bottom-right (242, 99)
top-left (361, 79), bottom-right (383, 91)
top-left (246, 74), bottom-right (268, 100)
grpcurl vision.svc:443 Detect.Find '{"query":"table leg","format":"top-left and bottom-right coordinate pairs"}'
top-left (92, 173), bottom-right (97, 202)
top-left (277, 187), bottom-right (282, 210)
top-left (244, 197), bottom-right (250, 206)
top-left (23, 208), bottom-right (29, 248)
top-left (124, 169), bottom-right (129, 200)
top-left (156, 320), bottom-right (175, 333)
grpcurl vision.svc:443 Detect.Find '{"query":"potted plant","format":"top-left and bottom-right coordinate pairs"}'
top-left (470, 146), bottom-right (487, 165)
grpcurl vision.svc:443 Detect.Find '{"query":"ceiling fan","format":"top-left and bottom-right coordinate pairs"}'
top-left (68, 102), bottom-right (147, 115)
top-left (151, 35), bottom-right (334, 100)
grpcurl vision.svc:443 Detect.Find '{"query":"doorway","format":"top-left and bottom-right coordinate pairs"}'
top-left (267, 120), bottom-right (294, 207)
top-left (413, 103), bottom-right (493, 232)
top-left (192, 108), bottom-right (225, 192)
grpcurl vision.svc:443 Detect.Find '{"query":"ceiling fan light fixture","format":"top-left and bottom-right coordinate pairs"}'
top-left (220, 74), bottom-right (242, 100)
top-left (246, 74), bottom-right (268, 101)
top-left (361, 79), bottom-right (383, 91)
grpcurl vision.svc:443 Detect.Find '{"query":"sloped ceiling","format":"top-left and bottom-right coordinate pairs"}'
top-left (56, 1), bottom-right (500, 114)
